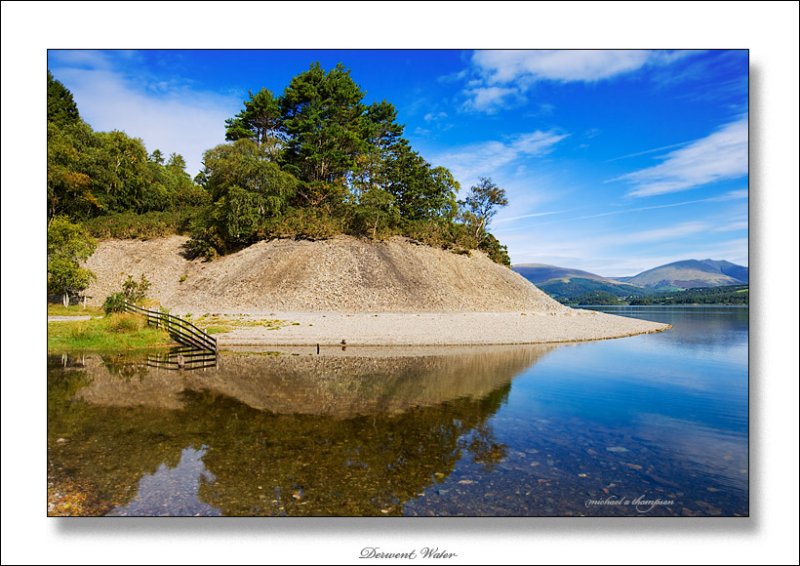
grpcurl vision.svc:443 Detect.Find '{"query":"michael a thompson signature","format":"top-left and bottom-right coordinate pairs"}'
top-left (360, 547), bottom-right (457, 560)
top-left (585, 494), bottom-right (675, 513)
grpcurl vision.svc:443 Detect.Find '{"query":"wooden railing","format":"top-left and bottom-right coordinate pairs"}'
top-left (124, 302), bottom-right (217, 353)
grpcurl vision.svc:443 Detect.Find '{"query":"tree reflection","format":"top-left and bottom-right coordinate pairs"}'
top-left (48, 346), bottom-right (554, 516)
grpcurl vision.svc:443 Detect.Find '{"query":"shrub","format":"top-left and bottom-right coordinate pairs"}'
top-left (103, 292), bottom-right (127, 315)
top-left (107, 313), bottom-right (144, 333)
top-left (479, 233), bottom-right (511, 267)
top-left (184, 228), bottom-right (222, 260)
top-left (83, 208), bottom-right (202, 240)
top-left (122, 274), bottom-right (151, 303)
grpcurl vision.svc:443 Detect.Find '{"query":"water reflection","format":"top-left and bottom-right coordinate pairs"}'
top-left (107, 446), bottom-right (220, 517)
top-left (48, 346), bottom-right (554, 516)
top-left (581, 306), bottom-right (748, 350)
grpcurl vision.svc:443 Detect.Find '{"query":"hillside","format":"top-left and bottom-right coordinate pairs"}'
top-left (512, 264), bottom-right (613, 285)
top-left (85, 236), bottom-right (566, 314)
top-left (621, 259), bottom-right (748, 289)
top-left (512, 263), bottom-right (647, 302)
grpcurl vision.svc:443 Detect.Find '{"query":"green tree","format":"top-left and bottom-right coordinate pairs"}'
top-left (225, 88), bottom-right (283, 157)
top-left (192, 140), bottom-right (298, 251)
top-left (149, 149), bottom-right (165, 165)
top-left (47, 217), bottom-right (97, 306)
top-left (48, 120), bottom-right (98, 219)
top-left (219, 185), bottom-right (264, 244)
top-left (48, 70), bottom-right (80, 126)
top-left (355, 187), bottom-right (398, 238)
top-left (384, 141), bottom-right (458, 221)
top-left (352, 101), bottom-right (405, 196)
top-left (281, 63), bottom-right (366, 184)
top-left (203, 139), bottom-right (297, 205)
top-left (88, 131), bottom-right (151, 212)
top-left (460, 177), bottom-right (509, 244)
top-left (167, 152), bottom-right (187, 171)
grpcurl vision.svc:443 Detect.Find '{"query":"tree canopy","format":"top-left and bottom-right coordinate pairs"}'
top-left (48, 65), bottom-right (512, 266)
top-left (47, 70), bottom-right (209, 220)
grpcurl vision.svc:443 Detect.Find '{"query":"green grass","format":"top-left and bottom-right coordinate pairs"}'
top-left (194, 315), bottom-right (291, 332)
top-left (48, 313), bottom-right (176, 353)
top-left (48, 303), bottom-right (104, 317)
top-left (205, 325), bottom-right (234, 335)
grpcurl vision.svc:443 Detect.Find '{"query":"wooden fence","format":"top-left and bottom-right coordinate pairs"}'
top-left (123, 302), bottom-right (217, 353)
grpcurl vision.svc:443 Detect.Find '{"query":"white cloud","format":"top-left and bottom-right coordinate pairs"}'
top-left (712, 219), bottom-right (748, 232)
top-left (431, 130), bottom-right (568, 186)
top-left (462, 50), bottom-right (696, 113)
top-left (423, 111), bottom-right (448, 122)
top-left (474, 50), bottom-right (653, 83)
top-left (462, 86), bottom-right (523, 113)
top-left (50, 54), bottom-right (241, 175)
top-left (624, 221), bottom-right (711, 244)
top-left (614, 118), bottom-right (748, 197)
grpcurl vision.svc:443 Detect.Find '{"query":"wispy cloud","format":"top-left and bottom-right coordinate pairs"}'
top-left (539, 189), bottom-right (748, 224)
top-left (494, 208), bottom-right (575, 225)
top-left (625, 221), bottom-right (711, 244)
top-left (431, 130), bottom-right (568, 185)
top-left (49, 51), bottom-right (241, 175)
top-left (423, 111), bottom-right (448, 122)
top-left (606, 141), bottom-right (691, 162)
top-left (613, 117), bottom-right (748, 197)
top-left (461, 50), bottom-right (697, 113)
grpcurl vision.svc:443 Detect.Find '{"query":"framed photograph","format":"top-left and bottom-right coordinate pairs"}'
top-left (45, 48), bottom-right (748, 519)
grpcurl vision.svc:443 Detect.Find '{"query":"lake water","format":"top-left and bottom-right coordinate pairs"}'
top-left (47, 306), bottom-right (748, 516)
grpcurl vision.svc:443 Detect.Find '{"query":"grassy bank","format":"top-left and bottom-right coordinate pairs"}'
top-left (48, 313), bottom-right (175, 352)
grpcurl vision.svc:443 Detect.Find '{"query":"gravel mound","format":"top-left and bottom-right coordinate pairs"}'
top-left (84, 235), bottom-right (567, 314)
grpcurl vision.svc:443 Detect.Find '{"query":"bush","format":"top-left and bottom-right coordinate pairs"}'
top-left (479, 233), bottom-right (511, 266)
top-left (107, 313), bottom-right (144, 333)
top-left (265, 207), bottom-right (345, 241)
top-left (184, 227), bottom-right (222, 260)
top-left (83, 208), bottom-right (202, 240)
top-left (122, 274), bottom-right (151, 302)
top-left (103, 292), bottom-right (127, 315)
top-left (103, 274), bottom-right (151, 314)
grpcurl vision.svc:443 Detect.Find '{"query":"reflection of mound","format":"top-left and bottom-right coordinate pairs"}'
top-left (76, 346), bottom-right (556, 417)
top-left (49, 347), bottom-right (553, 515)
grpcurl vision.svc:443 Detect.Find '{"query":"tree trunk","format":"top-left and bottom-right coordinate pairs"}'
top-left (62, 293), bottom-right (69, 308)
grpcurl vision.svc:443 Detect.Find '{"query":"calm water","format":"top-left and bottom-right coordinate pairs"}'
top-left (47, 307), bottom-right (748, 516)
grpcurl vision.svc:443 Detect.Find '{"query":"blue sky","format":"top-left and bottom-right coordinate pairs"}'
top-left (48, 49), bottom-right (748, 275)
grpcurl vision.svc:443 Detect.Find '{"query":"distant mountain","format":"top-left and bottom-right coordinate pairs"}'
top-left (617, 259), bottom-right (748, 290)
top-left (512, 264), bottom-right (612, 285)
top-left (512, 264), bottom-right (649, 302)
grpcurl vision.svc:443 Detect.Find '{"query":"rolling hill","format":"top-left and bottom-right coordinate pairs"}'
top-left (512, 264), bottom-right (648, 302)
top-left (619, 259), bottom-right (748, 290)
